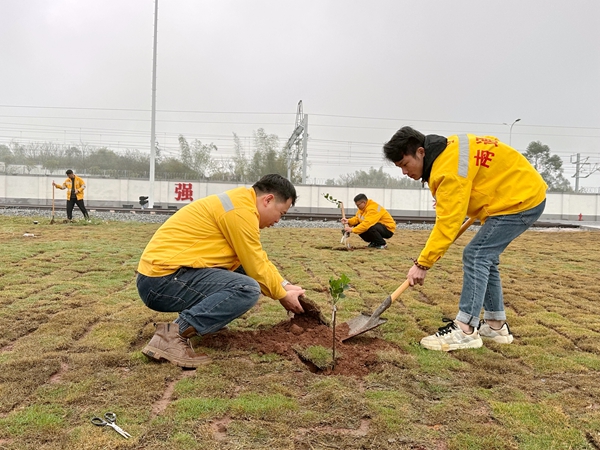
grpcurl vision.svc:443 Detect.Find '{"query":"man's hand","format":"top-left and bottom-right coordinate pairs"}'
top-left (284, 283), bottom-right (303, 292)
top-left (279, 286), bottom-right (306, 314)
top-left (52, 181), bottom-right (56, 186)
top-left (407, 264), bottom-right (428, 286)
top-left (340, 218), bottom-right (348, 225)
top-left (344, 225), bottom-right (352, 233)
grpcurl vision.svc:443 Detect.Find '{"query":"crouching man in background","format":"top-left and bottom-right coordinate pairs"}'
top-left (341, 193), bottom-right (396, 249)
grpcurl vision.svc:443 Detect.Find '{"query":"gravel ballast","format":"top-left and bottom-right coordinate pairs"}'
top-left (0, 207), bottom-right (437, 230)
top-left (1, 207), bottom-right (578, 232)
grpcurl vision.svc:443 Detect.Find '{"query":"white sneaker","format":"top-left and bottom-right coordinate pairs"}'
top-left (478, 321), bottom-right (514, 344)
top-left (420, 319), bottom-right (483, 351)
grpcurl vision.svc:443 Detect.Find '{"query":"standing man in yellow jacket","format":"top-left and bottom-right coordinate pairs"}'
top-left (53, 169), bottom-right (90, 221)
top-left (136, 174), bottom-right (305, 368)
top-left (383, 126), bottom-right (547, 352)
top-left (341, 194), bottom-right (396, 249)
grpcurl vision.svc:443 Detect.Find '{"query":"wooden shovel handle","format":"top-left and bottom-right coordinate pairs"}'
top-left (339, 201), bottom-right (346, 220)
top-left (390, 280), bottom-right (411, 303)
top-left (456, 217), bottom-right (476, 240)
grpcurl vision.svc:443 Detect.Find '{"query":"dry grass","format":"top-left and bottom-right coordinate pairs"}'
top-left (1, 216), bottom-right (600, 449)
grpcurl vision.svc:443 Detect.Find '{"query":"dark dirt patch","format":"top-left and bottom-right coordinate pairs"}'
top-left (210, 417), bottom-right (232, 441)
top-left (314, 245), bottom-right (368, 251)
top-left (199, 310), bottom-right (398, 377)
top-left (48, 362), bottom-right (69, 384)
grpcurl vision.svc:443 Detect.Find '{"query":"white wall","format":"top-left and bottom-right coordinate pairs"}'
top-left (1, 174), bottom-right (598, 220)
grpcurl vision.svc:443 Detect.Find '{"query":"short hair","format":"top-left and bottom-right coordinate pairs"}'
top-left (383, 126), bottom-right (426, 163)
top-left (252, 174), bottom-right (297, 206)
top-left (353, 193), bottom-right (367, 203)
top-left (65, 169), bottom-right (74, 175)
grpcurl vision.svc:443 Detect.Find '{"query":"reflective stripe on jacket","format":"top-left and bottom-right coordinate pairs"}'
top-left (137, 186), bottom-right (287, 300)
top-left (347, 199), bottom-right (396, 235)
top-left (417, 134), bottom-right (547, 268)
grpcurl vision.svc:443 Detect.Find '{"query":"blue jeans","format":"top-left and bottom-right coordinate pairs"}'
top-left (136, 266), bottom-right (261, 335)
top-left (456, 200), bottom-right (546, 327)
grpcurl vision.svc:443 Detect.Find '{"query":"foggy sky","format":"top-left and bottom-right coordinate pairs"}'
top-left (1, 0), bottom-right (598, 187)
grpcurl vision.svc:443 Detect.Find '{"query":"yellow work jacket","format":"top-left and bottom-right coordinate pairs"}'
top-left (347, 199), bottom-right (396, 235)
top-left (137, 186), bottom-right (288, 300)
top-left (418, 134), bottom-right (547, 268)
top-left (55, 176), bottom-right (86, 200)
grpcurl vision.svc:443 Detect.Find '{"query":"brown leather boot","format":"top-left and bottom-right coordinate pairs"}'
top-left (179, 326), bottom-right (197, 339)
top-left (180, 325), bottom-right (228, 338)
top-left (142, 323), bottom-right (211, 368)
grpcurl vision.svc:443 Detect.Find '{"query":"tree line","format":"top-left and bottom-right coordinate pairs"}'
top-left (0, 130), bottom-right (572, 191)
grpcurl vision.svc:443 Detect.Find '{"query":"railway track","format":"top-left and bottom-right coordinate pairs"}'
top-left (0, 203), bottom-right (581, 228)
top-left (0, 202), bottom-right (437, 222)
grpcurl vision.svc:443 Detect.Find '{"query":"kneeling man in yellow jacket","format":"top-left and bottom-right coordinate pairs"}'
top-left (136, 174), bottom-right (305, 368)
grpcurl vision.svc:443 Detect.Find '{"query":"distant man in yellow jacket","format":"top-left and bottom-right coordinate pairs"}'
top-left (53, 169), bottom-right (90, 221)
top-left (341, 194), bottom-right (396, 249)
top-left (384, 126), bottom-right (547, 352)
top-left (136, 174), bottom-right (306, 368)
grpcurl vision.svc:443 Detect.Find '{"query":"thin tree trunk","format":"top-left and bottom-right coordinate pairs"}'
top-left (332, 305), bottom-right (337, 369)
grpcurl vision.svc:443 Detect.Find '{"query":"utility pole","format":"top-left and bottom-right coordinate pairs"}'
top-left (301, 114), bottom-right (308, 184)
top-left (570, 153), bottom-right (599, 192)
top-left (283, 101), bottom-right (306, 181)
top-left (571, 153), bottom-right (582, 192)
top-left (149, 0), bottom-right (159, 208)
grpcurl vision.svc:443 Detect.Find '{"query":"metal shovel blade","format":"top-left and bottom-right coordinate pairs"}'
top-left (341, 281), bottom-right (410, 342)
top-left (342, 313), bottom-right (388, 341)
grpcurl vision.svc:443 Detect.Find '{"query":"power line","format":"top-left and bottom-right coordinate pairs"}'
top-left (0, 114), bottom-right (296, 127)
top-left (0, 104), bottom-right (296, 116)
top-left (1, 130), bottom-right (597, 163)
top-left (2, 121), bottom-right (598, 154)
top-left (0, 104), bottom-right (599, 131)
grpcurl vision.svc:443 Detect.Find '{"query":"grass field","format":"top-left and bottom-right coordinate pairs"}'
top-left (1, 215), bottom-right (599, 450)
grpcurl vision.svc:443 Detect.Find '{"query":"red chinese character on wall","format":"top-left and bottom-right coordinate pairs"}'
top-left (174, 183), bottom-right (194, 201)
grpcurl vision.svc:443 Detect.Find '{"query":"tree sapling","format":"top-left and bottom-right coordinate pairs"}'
top-left (329, 273), bottom-right (350, 368)
top-left (323, 193), bottom-right (351, 248)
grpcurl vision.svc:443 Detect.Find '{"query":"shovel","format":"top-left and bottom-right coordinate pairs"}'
top-left (50, 183), bottom-right (56, 224)
top-left (341, 217), bottom-right (477, 341)
top-left (339, 202), bottom-right (351, 248)
top-left (342, 280), bottom-right (409, 341)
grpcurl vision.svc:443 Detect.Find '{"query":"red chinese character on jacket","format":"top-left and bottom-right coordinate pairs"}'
top-left (474, 150), bottom-right (495, 168)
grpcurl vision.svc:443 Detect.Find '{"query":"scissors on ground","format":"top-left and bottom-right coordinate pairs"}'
top-left (91, 412), bottom-right (131, 439)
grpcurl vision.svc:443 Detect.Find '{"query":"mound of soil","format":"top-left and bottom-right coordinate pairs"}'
top-left (199, 309), bottom-right (397, 377)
